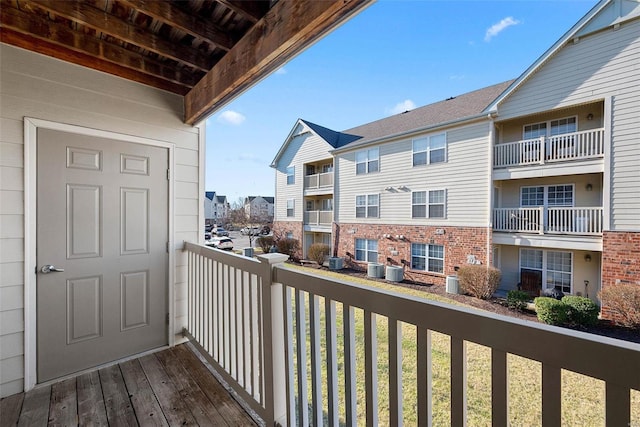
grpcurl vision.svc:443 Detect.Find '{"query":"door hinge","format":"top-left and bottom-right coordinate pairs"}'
top-left (166, 168), bottom-right (170, 180)
top-left (166, 241), bottom-right (169, 253)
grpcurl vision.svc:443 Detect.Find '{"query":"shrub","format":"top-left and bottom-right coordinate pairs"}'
top-left (457, 265), bottom-right (501, 299)
top-left (599, 283), bottom-right (640, 328)
top-left (534, 297), bottom-right (569, 325)
top-left (256, 236), bottom-right (274, 254)
top-left (276, 238), bottom-right (300, 261)
top-left (562, 296), bottom-right (599, 327)
top-left (308, 243), bottom-right (330, 266)
top-left (506, 290), bottom-right (530, 311)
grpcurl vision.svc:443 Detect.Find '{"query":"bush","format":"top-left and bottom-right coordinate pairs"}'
top-left (308, 243), bottom-right (330, 266)
top-left (276, 238), bottom-right (300, 261)
top-left (506, 290), bottom-right (530, 311)
top-left (256, 236), bottom-right (274, 253)
top-left (457, 265), bottom-right (501, 299)
top-left (599, 283), bottom-right (640, 328)
top-left (562, 296), bottom-right (599, 327)
top-left (534, 297), bottom-right (569, 325)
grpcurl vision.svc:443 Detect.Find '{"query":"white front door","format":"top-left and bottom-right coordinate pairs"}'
top-left (36, 128), bottom-right (169, 382)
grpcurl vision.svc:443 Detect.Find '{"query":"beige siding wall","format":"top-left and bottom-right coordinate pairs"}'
top-left (336, 121), bottom-right (492, 227)
top-left (274, 125), bottom-right (334, 222)
top-left (0, 44), bottom-right (200, 397)
top-left (497, 19), bottom-right (640, 231)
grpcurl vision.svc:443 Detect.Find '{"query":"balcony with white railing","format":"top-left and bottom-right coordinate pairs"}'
top-left (183, 242), bottom-right (640, 426)
top-left (493, 207), bottom-right (604, 235)
top-left (304, 210), bottom-right (333, 226)
top-left (304, 172), bottom-right (333, 193)
top-left (494, 128), bottom-right (605, 169)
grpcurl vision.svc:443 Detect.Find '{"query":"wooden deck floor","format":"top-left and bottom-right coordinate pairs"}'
top-left (0, 344), bottom-right (257, 426)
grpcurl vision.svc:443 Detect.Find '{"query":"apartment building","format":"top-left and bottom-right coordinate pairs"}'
top-left (272, 0), bottom-right (640, 315)
top-left (204, 191), bottom-right (230, 224)
top-left (244, 196), bottom-right (275, 222)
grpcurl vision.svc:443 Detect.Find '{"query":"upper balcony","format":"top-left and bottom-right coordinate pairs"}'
top-left (303, 171), bottom-right (333, 195)
top-left (493, 128), bottom-right (605, 180)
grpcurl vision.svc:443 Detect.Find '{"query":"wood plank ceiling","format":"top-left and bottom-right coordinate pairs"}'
top-left (0, 0), bottom-right (371, 124)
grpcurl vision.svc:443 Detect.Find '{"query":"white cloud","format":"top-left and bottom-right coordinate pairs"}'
top-left (484, 16), bottom-right (521, 42)
top-left (387, 99), bottom-right (416, 115)
top-left (275, 67), bottom-right (287, 75)
top-left (217, 110), bottom-right (246, 126)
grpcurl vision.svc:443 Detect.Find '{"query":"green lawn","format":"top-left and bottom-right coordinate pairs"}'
top-left (286, 265), bottom-right (640, 426)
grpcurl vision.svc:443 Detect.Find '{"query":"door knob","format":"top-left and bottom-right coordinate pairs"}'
top-left (41, 265), bottom-right (64, 274)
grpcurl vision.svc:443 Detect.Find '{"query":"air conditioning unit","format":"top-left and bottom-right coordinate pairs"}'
top-left (328, 257), bottom-right (343, 270)
top-left (367, 262), bottom-right (384, 278)
top-left (446, 275), bottom-right (460, 294)
top-left (385, 265), bottom-right (404, 282)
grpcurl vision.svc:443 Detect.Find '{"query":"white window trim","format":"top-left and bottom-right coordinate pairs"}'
top-left (410, 243), bottom-right (445, 274)
top-left (286, 199), bottom-right (295, 217)
top-left (355, 238), bottom-right (378, 262)
top-left (356, 194), bottom-right (379, 218)
top-left (519, 248), bottom-right (574, 294)
top-left (412, 132), bottom-right (447, 167)
top-left (286, 166), bottom-right (295, 185)
top-left (522, 115), bottom-right (578, 138)
top-left (355, 147), bottom-right (380, 175)
top-left (519, 184), bottom-right (575, 208)
top-left (412, 189), bottom-right (447, 219)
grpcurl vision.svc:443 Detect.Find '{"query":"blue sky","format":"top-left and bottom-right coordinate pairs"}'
top-left (205, 0), bottom-right (598, 204)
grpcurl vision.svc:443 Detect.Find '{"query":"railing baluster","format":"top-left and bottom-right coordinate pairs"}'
top-left (389, 318), bottom-right (403, 427)
top-left (295, 290), bottom-right (309, 427)
top-left (344, 304), bottom-right (357, 426)
top-left (451, 337), bottom-right (467, 427)
top-left (491, 349), bottom-right (508, 426)
top-left (283, 286), bottom-right (295, 427)
top-left (326, 299), bottom-right (339, 427)
top-left (248, 271), bottom-right (255, 396)
top-left (542, 364), bottom-right (561, 426)
top-left (364, 310), bottom-right (378, 427)
top-left (605, 383), bottom-right (630, 426)
top-left (234, 267), bottom-right (241, 383)
top-left (257, 274), bottom-right (264, 403)
top-left (417, 328), bottom-right (432, 427)
top-left (309, 294), bottom-right (322, 427)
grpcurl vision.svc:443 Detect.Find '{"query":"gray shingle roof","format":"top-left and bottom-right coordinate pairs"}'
top-left (335, 80), bottom-right (514, 151)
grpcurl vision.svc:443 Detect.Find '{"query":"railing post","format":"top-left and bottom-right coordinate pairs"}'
top-left (539, 206), bottom-right (545, 234)
top-left (539, 136), bottom-right (546, 165)
top-left (257, 253), bottom-right (290, 427)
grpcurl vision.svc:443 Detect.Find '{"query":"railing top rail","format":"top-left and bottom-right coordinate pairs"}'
top-left (184, 241), bottom-right (263, 275)
top-left (272, 264), bottom-right (640, 389)
top-left (546, 206), bottom-right (603, 210)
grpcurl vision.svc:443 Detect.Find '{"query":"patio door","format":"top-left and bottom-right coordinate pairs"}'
top-left (36, 128), bottom-right (169, 382)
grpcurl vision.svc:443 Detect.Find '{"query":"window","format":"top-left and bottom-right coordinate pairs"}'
top-left (521, 186), bottom-right (544, 207)
top-left (286, 199), bottom-right (294, 217)
top-left (412, 190), bottom-right (446, 218)
top-left (322, 163), bottom-right (333, 173)
top-left (520, 249), bottom-right (573, 294)
top-left (306, 200), bottom-right (315, 211)
top-left (321, 199), bottom-right (333, 211)
top-left (523, 116), bottom-right (577, 139)
top-left (411, 243), bottom-right (444, 273)
top-left (412, 191), bottom-right (426, 217)
top-left (520, 185), bottom-right (573, 207)
top-left (429, 190), bottom-right (446, 218)
top-left (355, 239), bottom-right (378, 262)
top-left (356, 194), bottom-right (379, 218)
top-left (356, 147), bottom-right (379, 174)
top-left (547, 185), bottom-right (573, 206)
top-left (412, 133), bottom-right (446, 166)
top-left (286, 232), bottom-right (294, 239)
top-left (286, 166), bottom-right (295, 185)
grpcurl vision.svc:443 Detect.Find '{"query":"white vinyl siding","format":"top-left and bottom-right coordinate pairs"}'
top-left (355, 239), bottom-right (378, 262)
top-left (497, 19), bottom-right (640, 230)
top-left (336, 121), bottom-right (490, 226)
top-left (273, 123), bottom-right (335, 223)
top-left (0, 45), bottom-right (200, 397)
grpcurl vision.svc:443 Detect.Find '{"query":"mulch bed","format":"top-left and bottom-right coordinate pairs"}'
top-left (308, 265), bottom-right (640, 344)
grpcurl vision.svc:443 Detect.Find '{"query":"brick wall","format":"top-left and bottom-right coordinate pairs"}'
top-left (601, 231), bottom-right (640, 321)
top-left (335, 223), bottom-right (491, 286)
top-left (272, 221), bottom-right (304, 259)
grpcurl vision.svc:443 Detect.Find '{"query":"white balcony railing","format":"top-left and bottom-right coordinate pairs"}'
top-left (184, 242), bottom-right (639, 426)
top-left (304, 172), bottom-right (333, 190)
top-left (494, 128), bottom-right (605, 168)
top-left (304, 209), bottom-right (332, 226)
top-left (493, 207), bottom-right (603, 235)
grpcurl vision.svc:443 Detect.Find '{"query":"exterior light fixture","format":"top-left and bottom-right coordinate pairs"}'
top-left (584, 253), bottom-right (592, 262)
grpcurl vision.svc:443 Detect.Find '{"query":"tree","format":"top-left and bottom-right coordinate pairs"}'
top-left (228, 197), bottom-right (271, 247)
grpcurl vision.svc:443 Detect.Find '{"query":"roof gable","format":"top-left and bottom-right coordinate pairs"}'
top-left (270, 118), bottom-right (347, 167)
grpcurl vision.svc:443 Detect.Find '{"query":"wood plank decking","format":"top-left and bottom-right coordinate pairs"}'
top-left (0, 344), bottom-right (257, 426)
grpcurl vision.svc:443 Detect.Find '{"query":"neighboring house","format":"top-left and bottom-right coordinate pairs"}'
top-left (204, 191), bottom-right (230, 224)
top-left (0, 0), bottom-right (368, 399)
top-left (244, 196), bottom-right (275, 222)
top-left (271, 0), bottom-right (640, 320)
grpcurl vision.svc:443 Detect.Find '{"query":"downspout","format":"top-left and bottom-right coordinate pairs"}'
top-left (487, 113), bottom-right (496, 269)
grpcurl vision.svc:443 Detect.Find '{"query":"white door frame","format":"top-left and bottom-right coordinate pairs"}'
top-left (23, 118), bottom-right (175, 391)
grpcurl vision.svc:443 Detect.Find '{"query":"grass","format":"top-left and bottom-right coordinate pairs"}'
top-left (286, 264), bottom-right (640, 426)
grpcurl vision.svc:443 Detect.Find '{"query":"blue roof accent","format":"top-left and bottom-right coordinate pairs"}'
top-left (300, 119), bottom-right (361, 148)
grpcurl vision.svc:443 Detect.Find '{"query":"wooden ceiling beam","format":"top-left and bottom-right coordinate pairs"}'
top-left (117, 0), bottom-right (234, 51)
top-left (0, 4), bottom-right (196, 93)
top-left (214, 0), bottom-right (267, 23)
top-left (23, 0), bottom-right (213, 72)
top-left (184, 0), bottom-right (372, 125)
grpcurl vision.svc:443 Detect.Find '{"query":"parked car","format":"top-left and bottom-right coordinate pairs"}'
top-left (206, 237), bottom-right (233, 251)
top-left (204, 231), bottom-right (212, 241)
top-left (260, 225), bottom-right (271, 235)
top-left (214, 226), bottom-right (229, 237)
top-left (240, 226), bottom-right (260, 235)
